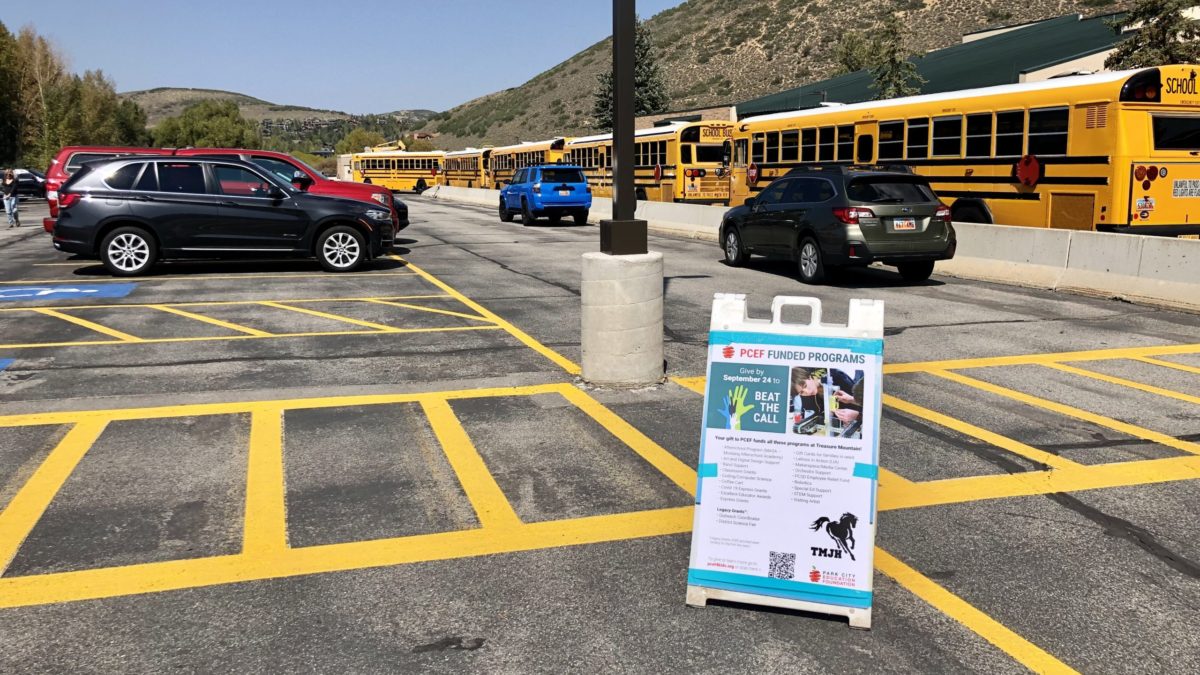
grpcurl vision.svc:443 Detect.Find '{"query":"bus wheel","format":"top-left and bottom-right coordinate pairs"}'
top-left (953, 204), bottom-right (989, 223)
top-left (414, 179), bottom-right (427, 194)
top-left (796, 237), bottom-right (826, 284)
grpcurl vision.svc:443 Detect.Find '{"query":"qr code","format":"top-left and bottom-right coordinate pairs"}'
top-left (768, 551), bottom-right (796, 580)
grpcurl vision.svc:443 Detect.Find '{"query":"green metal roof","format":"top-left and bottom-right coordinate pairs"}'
top-left (737, 13), bottom-right (1128, 118)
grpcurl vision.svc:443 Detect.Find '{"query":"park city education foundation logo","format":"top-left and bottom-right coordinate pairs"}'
top-left (721, 344), bottom-right (735, 359)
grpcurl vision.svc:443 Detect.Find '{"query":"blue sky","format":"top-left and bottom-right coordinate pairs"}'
top-left (3, 0), bottom-right (686, 114)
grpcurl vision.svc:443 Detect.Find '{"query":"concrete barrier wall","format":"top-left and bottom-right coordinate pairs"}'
top-left (426, 186), bottom-right (1199, 313)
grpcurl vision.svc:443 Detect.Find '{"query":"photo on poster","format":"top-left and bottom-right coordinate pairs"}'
top-left (788, 366), bottom-right (865, 439)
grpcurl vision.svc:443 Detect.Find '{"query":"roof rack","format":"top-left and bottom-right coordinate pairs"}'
top-left (782, 163), bottom-right (914, 175)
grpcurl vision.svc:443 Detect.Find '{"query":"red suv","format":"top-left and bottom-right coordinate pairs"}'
top-left (43, 146), bottom-right (164, 232)
top-left (175, 148), bottom-right (406, 231)
top-left (43, 147), bottom-right (407, 234)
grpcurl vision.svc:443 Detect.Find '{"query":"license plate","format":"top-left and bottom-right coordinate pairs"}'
top-left (893, 217), bottom-right (916, 231)
top-left (558, 190), bottom-right (570, 196)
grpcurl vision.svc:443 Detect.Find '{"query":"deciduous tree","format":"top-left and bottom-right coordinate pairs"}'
top-left (153, 100), bottom-right (260, 148)
top-left (335, 127), bottom-right (387, 155)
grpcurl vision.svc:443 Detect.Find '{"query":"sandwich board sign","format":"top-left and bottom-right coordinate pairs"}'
top-left (685, 294), bottom-right (884, 629)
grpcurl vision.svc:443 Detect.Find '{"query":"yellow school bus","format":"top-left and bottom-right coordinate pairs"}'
top-left (566, 121), bottom-right (734, 204)
top-left (731, 66), bottom-right (1200, 235)
top-left (487, 139), bottom-right (569, 189)
top-left (443, 148), bottom-right (492, 188)
top-left (351, 150), bottom-right (445, 193)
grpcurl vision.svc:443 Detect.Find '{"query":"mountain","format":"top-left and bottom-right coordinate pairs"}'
top-left (118, 87), bottom-right (436, 128)
top-left (415, 0), bottom-right (1131, 148)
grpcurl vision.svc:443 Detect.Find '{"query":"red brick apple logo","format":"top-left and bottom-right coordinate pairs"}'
top-left (809, 567), bottom-right (821, 583)
top-left (722, 345), bottom-right (735, 359)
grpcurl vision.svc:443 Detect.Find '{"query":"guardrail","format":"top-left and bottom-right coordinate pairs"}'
top-left (424, 186), bottom-right (1199, 313)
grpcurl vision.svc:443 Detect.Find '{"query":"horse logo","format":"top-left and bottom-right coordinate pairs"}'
top-left (810, 513), bottom-right (858, 561)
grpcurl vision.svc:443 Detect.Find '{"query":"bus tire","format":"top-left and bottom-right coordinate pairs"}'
top-left (952, 203), bottom-right (990, 224)
top-left (499, 199), bottom-right (514, 222)
top-left (796, 236), bottom-right (826, 284)
top-left (635, 187), bottom-right (647, 201)
top-left (573, 209), bottom-right (588, 226)
top-left (414, 179), bottom-right (427, 194)
top-left (522, 199), bottom-right (537, 226)
top-left (362, 177), bottom-right (372, 184)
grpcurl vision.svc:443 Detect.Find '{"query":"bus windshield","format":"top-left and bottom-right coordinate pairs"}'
top-left (1152, 115), bottom-right (1200, 150)
top-left (693, 145), bottom-right (726, 163)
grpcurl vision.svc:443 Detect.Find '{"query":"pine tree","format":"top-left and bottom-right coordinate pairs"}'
top-left (592, 20), bottom-right (669, 131)
top-left (869, 16), bottom-right (926, 100)
top-left (833, 32), bottom-right (873, 75)
top-left (1105, 0), bottom-right (1200, 69)
top-left (0, 22), bottom-right (21, 164)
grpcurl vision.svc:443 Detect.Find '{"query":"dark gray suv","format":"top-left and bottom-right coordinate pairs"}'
top-left (52, 156), bottom-right (395, 276)
top-left (720, 166), bottom-right (956, 283)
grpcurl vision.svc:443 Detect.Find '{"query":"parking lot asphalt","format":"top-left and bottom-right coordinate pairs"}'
top-left (1, 197), bottom-right (1198, 673)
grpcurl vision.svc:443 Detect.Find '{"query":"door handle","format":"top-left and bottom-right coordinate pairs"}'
top-left (220, 201), bottom-right (239, 206)
top-left (134, 195), bottom-right (155, 202)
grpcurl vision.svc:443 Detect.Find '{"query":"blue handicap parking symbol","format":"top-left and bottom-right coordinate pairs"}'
top-left (0, 359), bottom-right (12, 371)
top-left (0, 283), bottom-right (137, 302)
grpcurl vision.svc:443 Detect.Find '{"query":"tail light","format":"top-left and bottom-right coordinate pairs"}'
top-left (586, 186), bottom-right (592, 194)
top-left (58, 192), bottom-right (81, 209)
top-left (532, 183), bottom-right (541, 194)
top-left (935, 205), bottom-right (951, 220)
top-left (683, 169), bottom-right (708, 179)
top-left (832, 207), bottom-right (875, 224)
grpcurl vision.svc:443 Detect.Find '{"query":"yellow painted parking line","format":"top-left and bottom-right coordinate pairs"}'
top-left (0, 272), bottom-right (419, 285)
top-left (148, 304), bottom-right (273, 337)
top-left (366, 298), bottom-right (495, 323)
top-left (0, 505), bottom-right (695, 610)
top-left (930, 369), bottom-right (1200, 457)
top-left (0, 294), bottom-right (452, 313)
top-left (875, 548), bottom-right (1078, 674)
top-left (421, 398), bottom-right (523, 529)
top-left (671, 376), bottom-right (706, 395)
top-left (884, 394), bottom-right (1079, 471)
top-left (0, 420), bottom-right (108, 575)
top-left (1133, 356), bottom-right (1200, 376)
top-left (243, 408), bottom-right (289, 555)
top-left (0, 324), bottom-right (501, 350)
top-left (33, 308), bottom-right (142, 343)
top-left (878, 455), bottom-right (1200, 512)
top-left (885, 343), bottom-right (1200, 374)
top-left (392, 256), bottom-right (583, 375)
top-left (1043, 362), bottom-right (1200, 406)
top-left (257, 301), bottom-right (401, 332)
top-left (558, 385), bottom-right (698, 496)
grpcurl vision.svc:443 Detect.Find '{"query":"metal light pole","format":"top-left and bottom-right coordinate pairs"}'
top-left (580, 0), bottom-right (663, 385)
top-left (601, 0), bottom-right (648, 255)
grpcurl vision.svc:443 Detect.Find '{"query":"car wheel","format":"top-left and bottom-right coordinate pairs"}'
top-left (723, 228), bottom-right (747, 267)
top-left (101, 226), bottom-right (157, 277)
top-left (499, 199), bottom-right (513, 222)
top-left (897, 261), bottom-right (935, 282)
top-left (573, 209), bottom-right (588, 226)
top-left (796, 237), bottom-right (826, 284)
top-left (317, 226), bottom-right (365, 272)
top-left (521, 199), bottom-right (536, 226)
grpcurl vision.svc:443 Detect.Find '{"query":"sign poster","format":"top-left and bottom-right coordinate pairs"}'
top-left (687, 297), bottom-right (883, 626)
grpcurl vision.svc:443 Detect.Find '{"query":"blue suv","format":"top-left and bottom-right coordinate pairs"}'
top-left (499, 164), bottom-right (591, 225)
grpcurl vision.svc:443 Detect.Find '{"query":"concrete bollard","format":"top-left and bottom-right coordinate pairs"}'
top-left (580, 251), bottom-right (664, 385)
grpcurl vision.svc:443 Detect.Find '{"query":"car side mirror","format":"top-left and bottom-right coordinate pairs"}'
top-left (268, 186), bottom-right (286, 200)
top-left (502, 180), bottom-right (511, 186)
top-left (744, 197), bottom-right (756, 208)
top-left (291, 171), bottom-right (314, 191)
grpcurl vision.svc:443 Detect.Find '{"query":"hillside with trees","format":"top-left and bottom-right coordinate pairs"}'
top-left (415, 0), bottom-right (1132, 148)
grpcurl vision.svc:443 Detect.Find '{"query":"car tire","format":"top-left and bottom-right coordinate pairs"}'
top-left (723, 227), bottom-right (748, 266)
top-left (316, 225), bottom-right (366, 273)
top-left (521, 199), bottom-right (537, 226)
top-left (573, 209), bottom-right (588, 226)
top-left (100, 226), bottom-right (157, 277)
top-left (897, 261), bottom-right (935, 282)
top-left (796, 236), bottom-right (826, 284)
top-left (499, 199), bottom-right (513, 222)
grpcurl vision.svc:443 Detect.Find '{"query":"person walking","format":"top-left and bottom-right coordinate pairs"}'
top-left (2, 169), bottom-right (20, 228)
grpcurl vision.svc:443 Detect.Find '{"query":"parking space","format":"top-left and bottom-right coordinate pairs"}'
top-left (2, 197), bottom-right (1198, 672)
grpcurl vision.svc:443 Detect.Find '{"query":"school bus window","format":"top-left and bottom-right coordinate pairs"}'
top-left (879, 121), bottom-right (904, 160)
top-left (1151, 115), bottom-right (1200, 150)
top-left (993, 110), bottom-right (1025, 157)
top-left (766, 131), bottom-right (780, 163)
top-left (681, 145), bottom-right (692, 164)
top-left (932, 116), bottom-right (963, 157)
top-left (837, 125), bottom-right (854, 161)
top-left (906, 118), bottom-right (929, 159)
top-left (781, 130), bottom-right (800, 162)
top-left (801, 128), bottom-right (817, 162)
top-left (734, 139), bottom-right (748, 167)
top-left (965, 113), bottom-right (992, 157)
top-left (752, 133), bottom-right (765, 163)
top-left (1028, 107), bottom-right (1069, 155)
top-left (818, 127), bottom-right (835, 161)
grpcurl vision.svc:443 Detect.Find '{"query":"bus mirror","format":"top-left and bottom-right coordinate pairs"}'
top-left (723, 140), bottom-right (732, 165)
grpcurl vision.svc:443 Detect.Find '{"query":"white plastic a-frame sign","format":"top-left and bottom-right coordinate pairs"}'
top-left (686, 294), bottom-right (884, 629)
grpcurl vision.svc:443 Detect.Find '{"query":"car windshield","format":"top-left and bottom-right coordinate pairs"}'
top-left (541, 168), bottom-right (585, 183)
top-left (251, 157), bottom-right (301, 183)
top-left (846, 177), bottom-right (937, 203)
